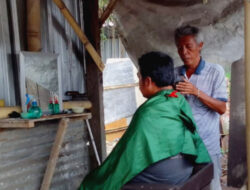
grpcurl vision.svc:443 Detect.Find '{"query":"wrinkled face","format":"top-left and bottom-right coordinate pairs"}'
top-left (176, 35), bottom-right (203, 68)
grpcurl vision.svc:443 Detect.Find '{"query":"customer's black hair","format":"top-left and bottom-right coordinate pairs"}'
top-left (138, 51), bottom-right (175, 87)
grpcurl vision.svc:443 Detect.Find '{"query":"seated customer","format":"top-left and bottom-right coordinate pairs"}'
top-left (79, 52), bottom-right (211, 190)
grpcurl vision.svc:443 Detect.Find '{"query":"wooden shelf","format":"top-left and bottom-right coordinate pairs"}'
top-left (0, 112), bottom-right (92, 128)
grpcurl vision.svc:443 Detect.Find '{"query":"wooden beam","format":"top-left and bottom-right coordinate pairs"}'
top-left (40, 118), bottom-right (69, 190)
top-left (0, 106), bottom-right (21, 119)
top-left (104, 83), bottom-right (138, 91)
top-left (84, 0), bottom-right (106, 168)
top-left (99, 0), bottom-right (119, 27)
top-left (203, 0), bottom-right (208, 4)
top-left (53, 0), bottom-right (105, 72)
top-left (245, 0), bottom-right (250, 187)
top-left (0, 101), bottom-right (91, 119)
top-left (27, 0), bottom-right (41, 51)
top-left (0, 113), bottom-right (91, 129)
top-left (63, 100), bottom-right (92, 109)
top-left (0, 119), bottom-right (34, 128)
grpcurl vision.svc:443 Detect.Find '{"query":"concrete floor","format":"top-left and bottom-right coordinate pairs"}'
top-left (222, 185), bottom-right (240, 190)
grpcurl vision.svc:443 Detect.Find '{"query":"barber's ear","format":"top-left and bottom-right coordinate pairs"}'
top-left (198, 42), bottom-right (204, 50)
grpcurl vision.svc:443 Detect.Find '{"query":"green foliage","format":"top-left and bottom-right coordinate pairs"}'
top-left (101, 28), bottom-right (108, 41)
top-left (225, 72), bottom-right (231, 80)
top-left (99, 0), bottom-right (116, 41)
top-left (99, 0), bottom-right (109, 9)
top-left (99, 0), bottom-right (115, 23)
top-left (225, 72), bottom-right (231, 96)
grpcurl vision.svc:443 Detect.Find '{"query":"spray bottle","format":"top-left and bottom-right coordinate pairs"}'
top-left (28, 99), bottom-right (43, 118)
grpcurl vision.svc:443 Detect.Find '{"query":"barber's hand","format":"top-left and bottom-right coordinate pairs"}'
top-left (176, 79), bottom-right (198, 96)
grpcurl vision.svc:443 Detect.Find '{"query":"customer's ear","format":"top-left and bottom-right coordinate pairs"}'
top-left (144, 77), bottom-right (152, 87)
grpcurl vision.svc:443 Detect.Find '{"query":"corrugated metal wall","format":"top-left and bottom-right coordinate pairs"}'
top-left (0, 1), bottom-right (93, 189)
top-left (101, 38), bottom-right (128, 64)
top-left (0, 0), bottom-right (86, 103)
top-left (40, 0), bottom-right (86, 100)
top-left (0, 0), bottom-right (16, 106)
top-left (0, 120), bottom-right (90, 190)
top-left (13, 0), bottom-right (86, 101)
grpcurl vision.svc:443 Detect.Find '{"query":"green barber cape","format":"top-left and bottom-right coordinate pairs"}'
top-left (79, 89), bottom-right (211, 190)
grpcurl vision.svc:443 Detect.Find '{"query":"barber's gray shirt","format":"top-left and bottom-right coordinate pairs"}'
top-left (175, 59), bottom-right (228, 156)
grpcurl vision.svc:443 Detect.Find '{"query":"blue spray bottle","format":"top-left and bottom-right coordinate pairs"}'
top-left (28, 99), bottom-right (43, 118)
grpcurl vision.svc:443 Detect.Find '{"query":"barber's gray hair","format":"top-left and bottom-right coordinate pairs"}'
top-left (174, 25), bottom-right (203, 44)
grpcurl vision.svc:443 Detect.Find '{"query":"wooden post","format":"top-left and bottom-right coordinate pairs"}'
top-left (99, 0), bottom-right (119, 27)
top-left (26, 0), bottom-right (41, 51)
top-left (53, 0), bottom-right (105, 72)
top-left (84, 0), bottom-right (106, 168)
top-left (245, 0), bottom-right (250, 188)
top-left (40, 118), bottom-right (69, 190)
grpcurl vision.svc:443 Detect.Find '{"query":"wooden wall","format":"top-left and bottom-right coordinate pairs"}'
top-left (84, 0), bottom-right (107, 165)
top-left (228, 59), bottom-right (247, 187)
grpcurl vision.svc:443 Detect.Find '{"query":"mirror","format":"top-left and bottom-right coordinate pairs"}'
top-left (19, 51), bottom-right (62, 113)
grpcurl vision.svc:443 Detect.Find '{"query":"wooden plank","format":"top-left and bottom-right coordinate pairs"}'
top-left (32, 113), bottom-right (92, 122)
top-left (0, 119), bottom-right (34, 128)
top-left (27, 0), bottom-right (41, 51)
top-left (106, 127), bottom-right (127, 141)
top-left (228, 59), bottom-right (247, 187)
top-left (245, 0), bottom-right (250, 187)
top-left (105, 118), bottom-right (127, 130)
top-left (0, 106), bottom-right (21, 119)
top-left (84, 0), bottom-right (106, 167)
top-left (52, 0), bottom-right (105, 72)
top-left (31, 113), bottom-right (89, 122)
top-left (104, 83), bottom-right (138, 90)
top-left (0, 101), bottom-right (91, 119)
top-left (40, 118), bottom-right (69, 190)
top-left (0, 113), bottom-right (91, 128)
top-left (63, 100), bottom-right (92, 109)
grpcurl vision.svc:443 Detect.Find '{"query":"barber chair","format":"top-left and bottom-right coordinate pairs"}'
top-left (122, 163), bottom-right (213, 190)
